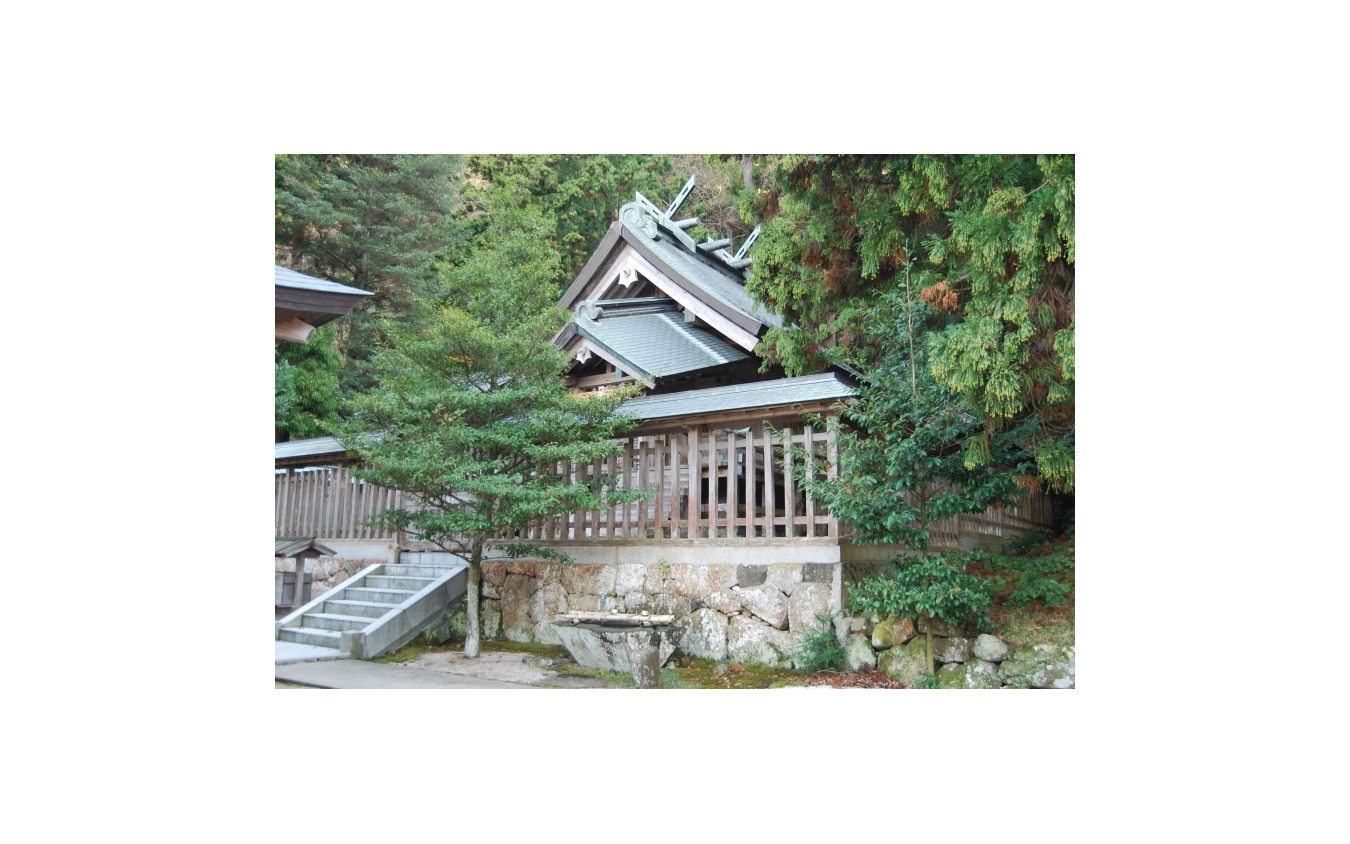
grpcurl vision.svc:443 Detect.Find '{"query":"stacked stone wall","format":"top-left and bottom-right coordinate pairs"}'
top-left (274, 556), bottom-right (385, 601)
top-left (479, 559), bottom-right (842, 668)
top-left (838, 614), bottom-right (1075, 689)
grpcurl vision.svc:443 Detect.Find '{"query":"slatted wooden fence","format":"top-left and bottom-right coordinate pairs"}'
top-left (496, 422), bottom-right (837, 542)
top-left (274, 466), bottom-right (404, 540)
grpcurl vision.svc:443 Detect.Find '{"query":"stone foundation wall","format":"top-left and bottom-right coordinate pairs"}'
top-left (837, 615), bottom-right (1075, 689)
top-left (274, 556), bottom-right (385, 601)
top-left (480, 559), bottom-right (842, 668)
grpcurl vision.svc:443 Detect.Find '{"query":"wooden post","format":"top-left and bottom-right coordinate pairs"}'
top-left (709, 432), bottom-right (719, 538)
top-left (648, 437), bottom-right (658, 537)
top-left (669, 434), bottom-right (682, 537)
top-left (728, 431), bottom-right (740, 538)
top-left (638, 439), bottom-right (650, 538)
top-left (820, 424), bottom-right (831, 537)
top-left (622, 439), bottom-right (633, 538)
top-left (292, 553), bottom-right (306, 609)
top-left (762, 424), bottom-right (776, 539)
top-left (804, 425), bottom-right (815, 538)
top-left (745, 428), bottom-right (757, 538)
top-left (689, 428), bottom-right (701, 538)
top-left (783, 425), bottom-right (796, 538)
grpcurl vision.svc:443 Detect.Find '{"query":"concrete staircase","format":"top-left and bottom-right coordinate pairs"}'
top-left (276, 561), bottom-right (468, 660)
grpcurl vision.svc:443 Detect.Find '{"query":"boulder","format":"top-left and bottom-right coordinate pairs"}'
top-left (934, 659), bottom-right (1001, 689)
top-left (738, 586), bottom-right (789, 629)
top-left (972, 634), bottom-right (1009, 663)
top-left (625, 591), bottom-right (653, 613)
top-left (550, 623), bottom-right (684, 673)
top-left (878, 636), bottom-right (929, 687)
top-left (998, 644), bottom-right (1075, 689)
top-left (932, 636), bottom-right (971, 664)
top-left (726, 615), bottom-right (794, 667)
top-left (765, 564), bottom-right (803, 597)
top-left (787, 582), bottom-right (834, 635)
top-left (560, 564), bottom-right (615, 597)
top-left (844, 634), bottom-right (876, 670)
top-left (678, 608), bottom-right (729, 661)
top-left (481, 578), bottom-right (501, 600)
top-left (666, 564), bottom-right (704, 597)
top-left (615, 563), bottom-right (646, 596)
top-left (872, 616), bottom-right (917, 649)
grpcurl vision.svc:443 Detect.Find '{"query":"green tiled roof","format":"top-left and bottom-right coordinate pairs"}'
top-left (573, 298), bottom-right (749, 381)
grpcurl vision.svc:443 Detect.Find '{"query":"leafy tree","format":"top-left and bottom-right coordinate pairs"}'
top-left (465, 155), bottom-right (677, 279)
top-left (747, 155), bottom-right (1075, 491)
top-left (274, 325), bottom-right (342, 442)
top-left (848, 554), bottom-right (993, 675)
top-left (274, 154), bottom-right (467, 395)
top-left (331, 190), bottom-right (642, 657)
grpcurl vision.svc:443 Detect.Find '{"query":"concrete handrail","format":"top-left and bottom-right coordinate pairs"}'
top-left (274, 563), bottom-right (385, 637)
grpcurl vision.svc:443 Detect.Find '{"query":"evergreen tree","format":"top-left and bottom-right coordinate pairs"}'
top-left (274, 325), bottom-right (342, 442)
top-left (331, 189), bottom-right (642, 657)
top-left (274, 154), bottom-right (467, 395)
top-left (465, 154), bottom-right (677, 279)
top-left (747, 155), bottom-right (1075, 491)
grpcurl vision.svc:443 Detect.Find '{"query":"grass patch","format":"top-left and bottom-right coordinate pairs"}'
top-left (989, 603), bottom-right (1075, 650)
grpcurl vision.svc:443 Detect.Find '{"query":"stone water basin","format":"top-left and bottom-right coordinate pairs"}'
top-left (550, 621), bottom-right (685, 673)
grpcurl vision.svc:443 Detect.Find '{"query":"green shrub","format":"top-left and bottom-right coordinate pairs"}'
top-left (792, 614), bottom-right (848, 673)
top-left (972, 548), bottom-right (1075, 608)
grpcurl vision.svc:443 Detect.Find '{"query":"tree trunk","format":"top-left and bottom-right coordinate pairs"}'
top-left (740, 155), bottom-right (754, 190)
top-left (465, 543), bottom-right (482, 658)
top-left (924, 617), bottom-right (934, 675)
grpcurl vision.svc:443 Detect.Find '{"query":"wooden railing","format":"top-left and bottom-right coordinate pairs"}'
top-left (275, 466), bottom-right (403, 540)
top-left (497, 423), bottom-right (838, 542)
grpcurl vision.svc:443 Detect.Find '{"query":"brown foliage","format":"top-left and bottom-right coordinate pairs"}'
top-left (919, 281), bottom-right (960, 313)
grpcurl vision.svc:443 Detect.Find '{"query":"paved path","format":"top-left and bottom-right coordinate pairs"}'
top-left (275, 641), bottom-right (347, 664)
top-left (276, 658), bottom-right (537, 689)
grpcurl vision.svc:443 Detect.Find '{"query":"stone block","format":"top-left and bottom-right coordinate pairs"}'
top-left (532, 580), bottom-right (568, 645)
top-left (703, 589), bottom-right (742, 614)
top-left (625, 591), bottom-right (652, 613)
top-left (501, 574), bottom-right (539, 640)
top-left (738, 586), bottom-right (788, 629)
top-left (678, 608), bottom-right (728, 661)
top-left (726, 615), bottom-right (794, 667)
top-left (787, 582), bottom-right (834, 635)
top-left (878, 636), bottom-right (930, 687)
top-left (652, 593), bottom-right (692, 619)
top-left (561, 564), bottom-right (615, 597)
top-left (481, 599), bottom-right (502, 640)
top-left (998, 644), bottom-right (1075, 689)
top-left (918, 617), bottom-right (965, 638)
top-left (615, 563), bottom-right (646, 595)
top-left (801, 563), bottom-right (835, 584)
top-left (872, 616), bottom-right (917, 649)
top-left (765, 563), bottom-right (802, 596)
top-left (482, 561), bottom-right (507, 588)
top-left (630, 646), bottom-right (661, 688)
top-left (932, 636), bottom-right (971, 664)
top-left (550, 623), bottom-right (683, 673)
top-left (566, 594), bottom-right (602, 613)
top-left (736, 564), bottom-right (768, 587)
top-left (972, 634), bottom-right (1009, 663)
top-left (844, 634), bottom-right (876, 670)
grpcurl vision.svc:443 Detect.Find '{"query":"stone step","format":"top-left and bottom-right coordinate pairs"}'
top-left (382, 564), bottom-right (463, 578)
top-left (344, 587), bottom-right (417, 605)
top-left (279, 626), bottom-right (341, 648)
top-left (364, 575), bottom-right (436, 591)
top-left (323, 599), bottom-right (395, 619)
top-left (302, 613), bottom-right (375, 633)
